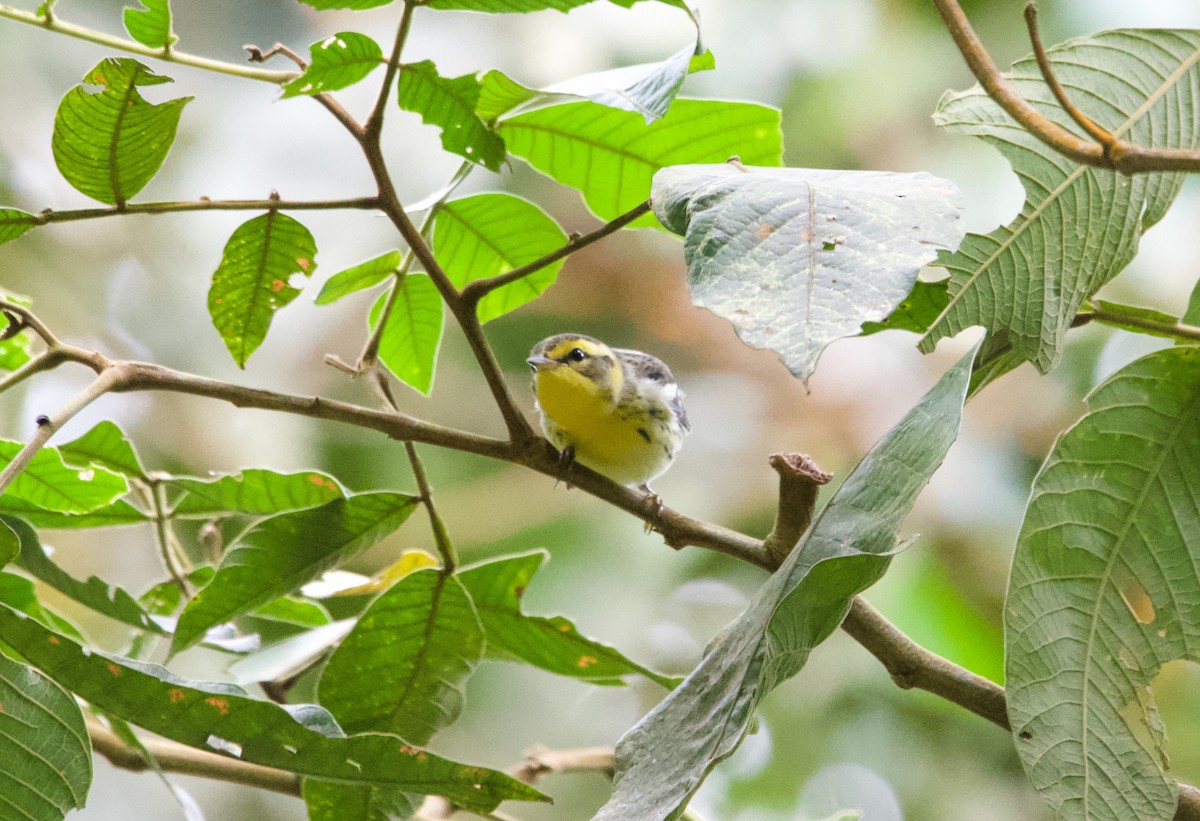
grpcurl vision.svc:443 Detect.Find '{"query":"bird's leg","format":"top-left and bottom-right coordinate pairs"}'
top-left (638, 483), bottom-right (663, 533)
top-left (554, 445), bottom-right (576, 490)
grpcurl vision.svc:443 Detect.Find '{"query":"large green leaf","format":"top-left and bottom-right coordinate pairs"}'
top-left (0, 439), bottom-right (127, 513)
top-left (51, 58), bottom-right (191, 205)
top-left (6, 516), bottom-right (161, 633)
top-left (652, 164), bottom-right (963, 381)
top-left (57, 420), bottom-right (146, 479)
top-left (207, 211), bottom-right (318, 367)
top-left (499, 99), bottom-right (783, 223)
top-left (477, 43), bottom-right (713, 122)
top-left (919, 30), bottom-right (1200, 373)
top-left (123, 0), bottom-right (175, 49)
top-left (1007, 346), bottom-right (1200, 821)
top-left (282, 32), bottom-right (383, 98)
top-left (318, 569), bottom-right (483, 742)
top-left (396, 61), bottom-right (506, 172)
top-left (459, 551), bottom-right (676, 687)
top-left (860, 281), bottom-right (950, 336)
top-left (0, 208), bottom-right (38, 247)
top-left (168, 468), bottom-right (345, 518)
top-left (172, 492), bottom-right (418, 653)
top-left (596, 343), bottom-right (978, 820)
top-left (0, 653), bottom-right (91, 820)
top-left (0, 606), bottom-right (548, 812)
top-left (368, 275), bottom-right (444, 396)
top-left (315, 250), bottom-right (400, 305)
top-left (433, 193), bottom-right (568, 323)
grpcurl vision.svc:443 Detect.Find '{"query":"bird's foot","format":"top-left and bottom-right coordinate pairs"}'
top-left (638, 484), bottom-right (663, 533)
top-left (554, 445), bottom-right (576, 490)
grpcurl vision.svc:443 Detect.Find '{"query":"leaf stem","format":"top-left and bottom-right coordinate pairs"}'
top-left (148, 480), bottom-right (190, 595)
top-left (364, 0), bottom-right (418, 144)
top-left (460, 200), bottom-right (653, 306)
top-left (0, 4), bottom-right (295, 83)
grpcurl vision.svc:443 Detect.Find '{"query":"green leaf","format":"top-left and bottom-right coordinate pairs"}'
top-left (168, 468), bottom-right (345, 518)
top-left (859, 280), bottom-right (950, 336)
top-left (477, 43), bottom-right (713, 123)
top-left (1184, 278), bottom-right (1200, 327)
top-left (919, 30), bottom-right (1200, 373)
top-left (433, 193), bottom-right (568, 323)
top-left (6, 516), bottom-right (162, 633)
top-left (207, 211), bottom-right (319, 367)
top-left (282, 32), bottom-right (383, 98)
top-left (0, 653), bottom-right (91, 819)
top-left (52, 58), bottom-right (191, 205)
top-left (0, 572), bottom-right (84, 639)
top-left (123, 0), bottom-right (176, 49)
top-left (499, 99), bottom-right (783, 223)
top-left (57, 420), bottom-right (146, 479)
top-left (459, 551), bottom-right (677, 687)
top-left (172, 492), bottom-right (418, 653)
top-left (303, 780), bottom-right (416, 821)
top-left (369, 275), bottom-right (444, 395)
top-left (318, 569), bottom-right (484, 742)
top-left (596, 342), bottom-right (978, 819)
top-left (0, 290), bottom-right (33, 373)
top-left (396, 61), bottom-right (506, 172)
top-left (315, 251), bottom-right (400, 305)
top-left (0, 498), bottom-right (149, 529)
top-left (1007, 346), bottom-right (1200, 821)
top-left (0, 208), bottom-right (39, 247)
top-left (0, 607), bottom-right (549, 812)
top-left (0, 439), bottom-right (128, 513)
top-left (652, 164), bottom-right (963, 381)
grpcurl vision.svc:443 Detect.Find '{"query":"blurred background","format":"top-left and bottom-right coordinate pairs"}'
top-left (2, 0), bottom-right (1200, 818)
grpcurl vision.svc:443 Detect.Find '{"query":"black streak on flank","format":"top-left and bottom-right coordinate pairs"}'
top-left (637, 428), bottom-right (652, 443)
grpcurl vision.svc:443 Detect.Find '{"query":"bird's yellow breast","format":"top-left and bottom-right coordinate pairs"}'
top-left (534, 366), bottom-right (669, 487)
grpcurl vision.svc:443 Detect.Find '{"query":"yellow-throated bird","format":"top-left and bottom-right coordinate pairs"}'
top-left (527, 334), bottom-right (690, 489)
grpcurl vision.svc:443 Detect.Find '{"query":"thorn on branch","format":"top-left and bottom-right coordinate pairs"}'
top-left (1, 310), bottom-right (26, 340)
top-left (762, 453), bottom-right (831, 565)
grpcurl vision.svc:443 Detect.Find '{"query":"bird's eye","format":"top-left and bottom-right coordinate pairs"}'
top-left (565, 348), bottom-right (587, 363)
top-left (646, 371), bottom-right (664, 382)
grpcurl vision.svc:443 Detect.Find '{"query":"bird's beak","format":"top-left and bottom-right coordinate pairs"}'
top-left (526, 355), bottom-right (555, 373)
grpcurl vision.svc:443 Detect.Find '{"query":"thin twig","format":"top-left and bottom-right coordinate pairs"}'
top-left (405, 441), bottom-right (458, 573)
top-left (363, 0), bottom-right (417, 143)
top-left (22, 196), bottom-right (380, 228)
top-left (0, 4), bottom-right (294, 84)
top-left (149, 481), bottom-right (190, 595)
top-left (459, 201), bottom-right (654, 306)
top-left (931, 0), bottom-right (1200, 173)
top-left (1022, 4), bottom-right (1114, 149)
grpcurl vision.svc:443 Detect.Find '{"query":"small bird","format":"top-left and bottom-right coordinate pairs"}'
top-left (527, 334), bottom-right (690, 490)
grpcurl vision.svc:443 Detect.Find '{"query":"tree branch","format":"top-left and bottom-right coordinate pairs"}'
top-left (364, 0), bottom-right (417, 144)
top-left (760, 453), bottom-right (831, 565)
top-left (931, 0), bottom-right (1200, 173)
top-left (0, 4), bottom-right (294, 84)
top-left (459, 201), bottom-right (654, 306)
top-left (87, 718), bottom-right (300, 797)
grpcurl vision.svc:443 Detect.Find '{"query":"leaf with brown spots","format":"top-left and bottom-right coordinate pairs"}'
top-left (208, 211), bottom-right (318, 368)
